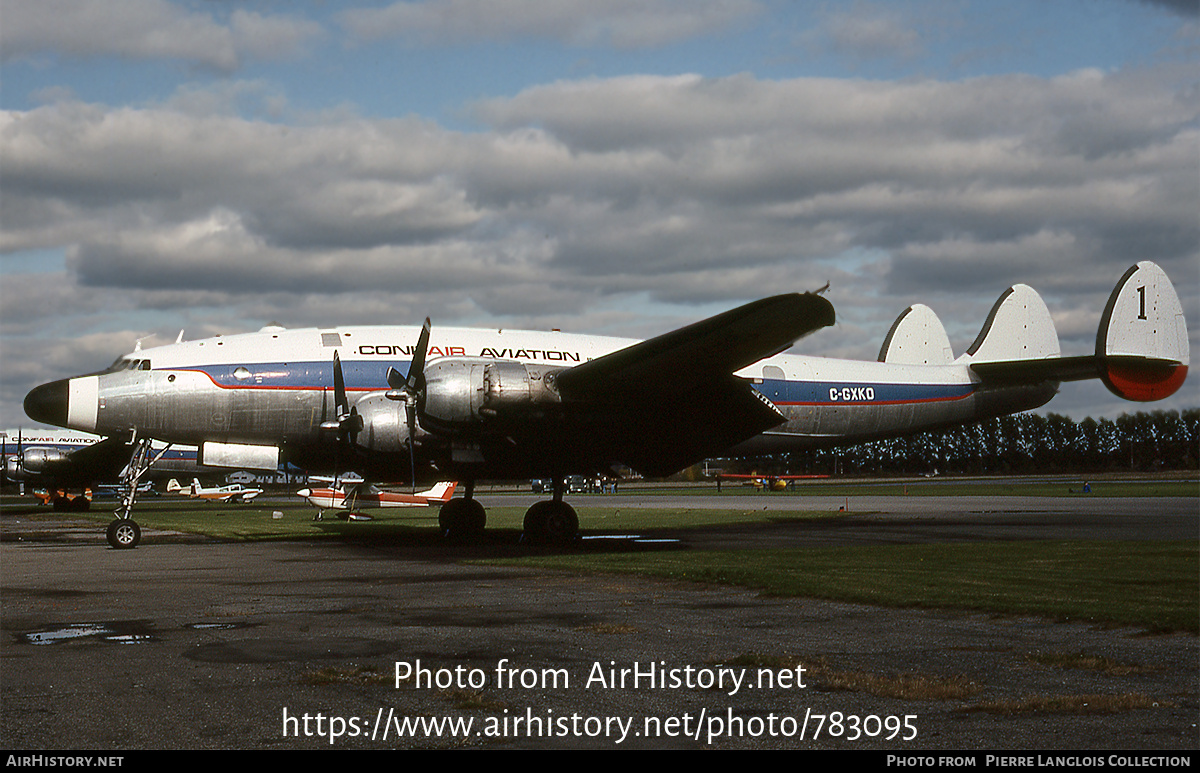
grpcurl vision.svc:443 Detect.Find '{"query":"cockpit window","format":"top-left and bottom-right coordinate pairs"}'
top-left (103, 358), bottom-right (152, 373)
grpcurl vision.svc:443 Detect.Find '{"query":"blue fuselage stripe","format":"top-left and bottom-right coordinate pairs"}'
top-left (171, 364), bottom-right (975, 406)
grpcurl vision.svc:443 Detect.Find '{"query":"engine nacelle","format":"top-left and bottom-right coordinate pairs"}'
top-left (351, 393), bottom-right (411, 453)
top-left (421, 358), bottom-right (563, 434)
top-left (9, 447), bottom-right (68, 476)
top-left (13, 446), bottom-right (68, 477)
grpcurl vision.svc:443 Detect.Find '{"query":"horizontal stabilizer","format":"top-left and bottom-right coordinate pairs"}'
top-left (878, 304), bottom-right (954, 365)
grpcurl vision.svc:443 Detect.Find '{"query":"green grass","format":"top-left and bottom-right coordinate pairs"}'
top-left (495, 540), bottom-right (1198, 634)
top-left (4, 484), bottom-right (1195, 633)
top-left (563, 478), bottom-right (1199, 498)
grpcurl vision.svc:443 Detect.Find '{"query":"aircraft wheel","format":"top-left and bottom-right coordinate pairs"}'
top-left (542, 502), bottom-right (578, 545)
top-left (438, 499), bottom-right (486, 542)
top-left (70, 495), bottom-right (90, 512)
top-left (522, 500), bottom-right (554, 543)
top-left (106, 519), bottom-right (141, 550)
top-left (523, 501), bottom-right (578, 545)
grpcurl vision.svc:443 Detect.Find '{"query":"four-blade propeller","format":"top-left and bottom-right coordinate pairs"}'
top-left (325, 318), bottom-right (432, 489)
top-left (386, 317), bottom-right (431, 439)
top-left (323, 351), bottom-right (364, 444)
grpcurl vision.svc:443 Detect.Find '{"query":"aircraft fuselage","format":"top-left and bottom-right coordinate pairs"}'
top-left (28, 323), bottom-right (1054, 480)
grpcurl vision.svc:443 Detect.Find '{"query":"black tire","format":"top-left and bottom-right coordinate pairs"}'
top-left (438, 499), bottom-right (486, 542)
top-left (523, 501), bottom-right (578, 545)
top-left (522, 500), bottom-right (554, 543)
top-left (106, 519), bottom-right (140, 549)
top-left (542, 502), bottom-right (578, 545)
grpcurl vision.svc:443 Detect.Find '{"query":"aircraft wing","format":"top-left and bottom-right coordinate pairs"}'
top-left (43, 435), bottom-right (134, 486)
top-left (553, 293), bottom-right (835, 476)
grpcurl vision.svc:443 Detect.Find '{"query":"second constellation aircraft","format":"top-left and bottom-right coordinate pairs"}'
top-left (24, 261), bottom-right (1189, 548)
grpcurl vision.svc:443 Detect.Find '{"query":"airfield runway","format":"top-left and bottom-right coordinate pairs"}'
top-left (1, 490), bottom-right (1196, 750)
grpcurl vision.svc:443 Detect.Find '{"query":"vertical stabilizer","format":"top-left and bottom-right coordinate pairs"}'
top-left (878, 304), bottom-right (955, 365)
top-left (959, 284), bottom-right (1060, 364)
top-left (418, 481), bottom-right (457, 502)
top-left (1097, 261), bottom-right (1189, 401)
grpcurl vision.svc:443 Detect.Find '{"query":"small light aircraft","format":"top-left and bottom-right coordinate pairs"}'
top-left (717, 473), bottom-right (829, 491)
top-left (296, 480), bottom-right (456, 519)
top-left (23, 261), bottom-right (1189, 548)
top-left (167, 477), bottom-right (262, 503)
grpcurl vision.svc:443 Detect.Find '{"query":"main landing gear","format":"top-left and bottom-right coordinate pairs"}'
top-left (523, 476), bottom-right (579, 545)
top-left (438, 481), bottom-right (487, 541)
top-left (436, 477), bottom-right (579, 546)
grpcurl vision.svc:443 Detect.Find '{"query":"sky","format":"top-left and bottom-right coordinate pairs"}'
top-left (1, 0), bottom-right (1197, 431)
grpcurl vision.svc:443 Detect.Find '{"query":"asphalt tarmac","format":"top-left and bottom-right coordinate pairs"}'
top-left (1, 491), bottom-right (1196, 750)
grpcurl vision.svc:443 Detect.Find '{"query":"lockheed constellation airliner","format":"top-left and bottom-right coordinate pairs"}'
top-left (23, 261), bottom-right (1189, 548)
top-left (2, 428), bottom-right (201, 511)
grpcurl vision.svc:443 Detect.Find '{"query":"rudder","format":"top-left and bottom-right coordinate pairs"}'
top-left (959, 284), bottom-right (1061, 364)
top-left (1096, 261), bottom-right (1189, 401)
top-left (878, 304), bottom-right (955, 365)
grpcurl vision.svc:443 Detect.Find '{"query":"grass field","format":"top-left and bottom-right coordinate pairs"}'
top-left (2, 477), bottom-right (1196, 634)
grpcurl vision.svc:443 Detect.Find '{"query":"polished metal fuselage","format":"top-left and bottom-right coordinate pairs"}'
top-left (50, 323), bottom-right (1056, 477)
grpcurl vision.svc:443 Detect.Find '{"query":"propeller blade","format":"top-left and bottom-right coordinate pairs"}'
top-left (333, 351), bottom-right (349, 417)
top-left (407, 318), bottom-right (431, 391)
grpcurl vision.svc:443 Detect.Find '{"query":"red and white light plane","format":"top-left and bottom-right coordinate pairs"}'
top-left (296, 480), bottom-right (456, 518)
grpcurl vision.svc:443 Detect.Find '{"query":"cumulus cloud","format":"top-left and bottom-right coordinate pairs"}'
top-left (338, 0), bottom-right (762, 48)
top-left (0, 0), bottom-right (323, 71)
top-left (4, 70), bottom-right (1197, 314)
top-left (2, 66), bottom-right (1197, 423)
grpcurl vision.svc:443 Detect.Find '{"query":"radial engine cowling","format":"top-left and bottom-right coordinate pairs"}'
top-left (421, 358), bottom-right (563, 433)
top-left (10, 447), bottom-right (68, 475)
top-left (351, 393), bottom-right (411, 453)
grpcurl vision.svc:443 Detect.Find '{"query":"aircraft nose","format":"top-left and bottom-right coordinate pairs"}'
top-left (24, 379), bottom-right (69, 427)
top-left (296, 489), bottom-right (312, 498)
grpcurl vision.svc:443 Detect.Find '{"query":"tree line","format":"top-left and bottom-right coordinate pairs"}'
top-left (731, 409), bottom-right (1199, 477)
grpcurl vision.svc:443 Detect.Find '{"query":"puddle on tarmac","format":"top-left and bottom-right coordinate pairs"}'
top-left (15, 620), bottom-right (255, 645)
top-left (16, 620), bottom-right (157, 645)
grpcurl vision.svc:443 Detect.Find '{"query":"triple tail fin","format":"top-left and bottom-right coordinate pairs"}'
top-left (878, 304), bottom-right (955, 365)
top-left (1096, 261), bottom-right (1189, 400)
top-left (965, 261), bottom-right (1189, 402)
top-left (957, 284), bottom-right (1061, 365)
